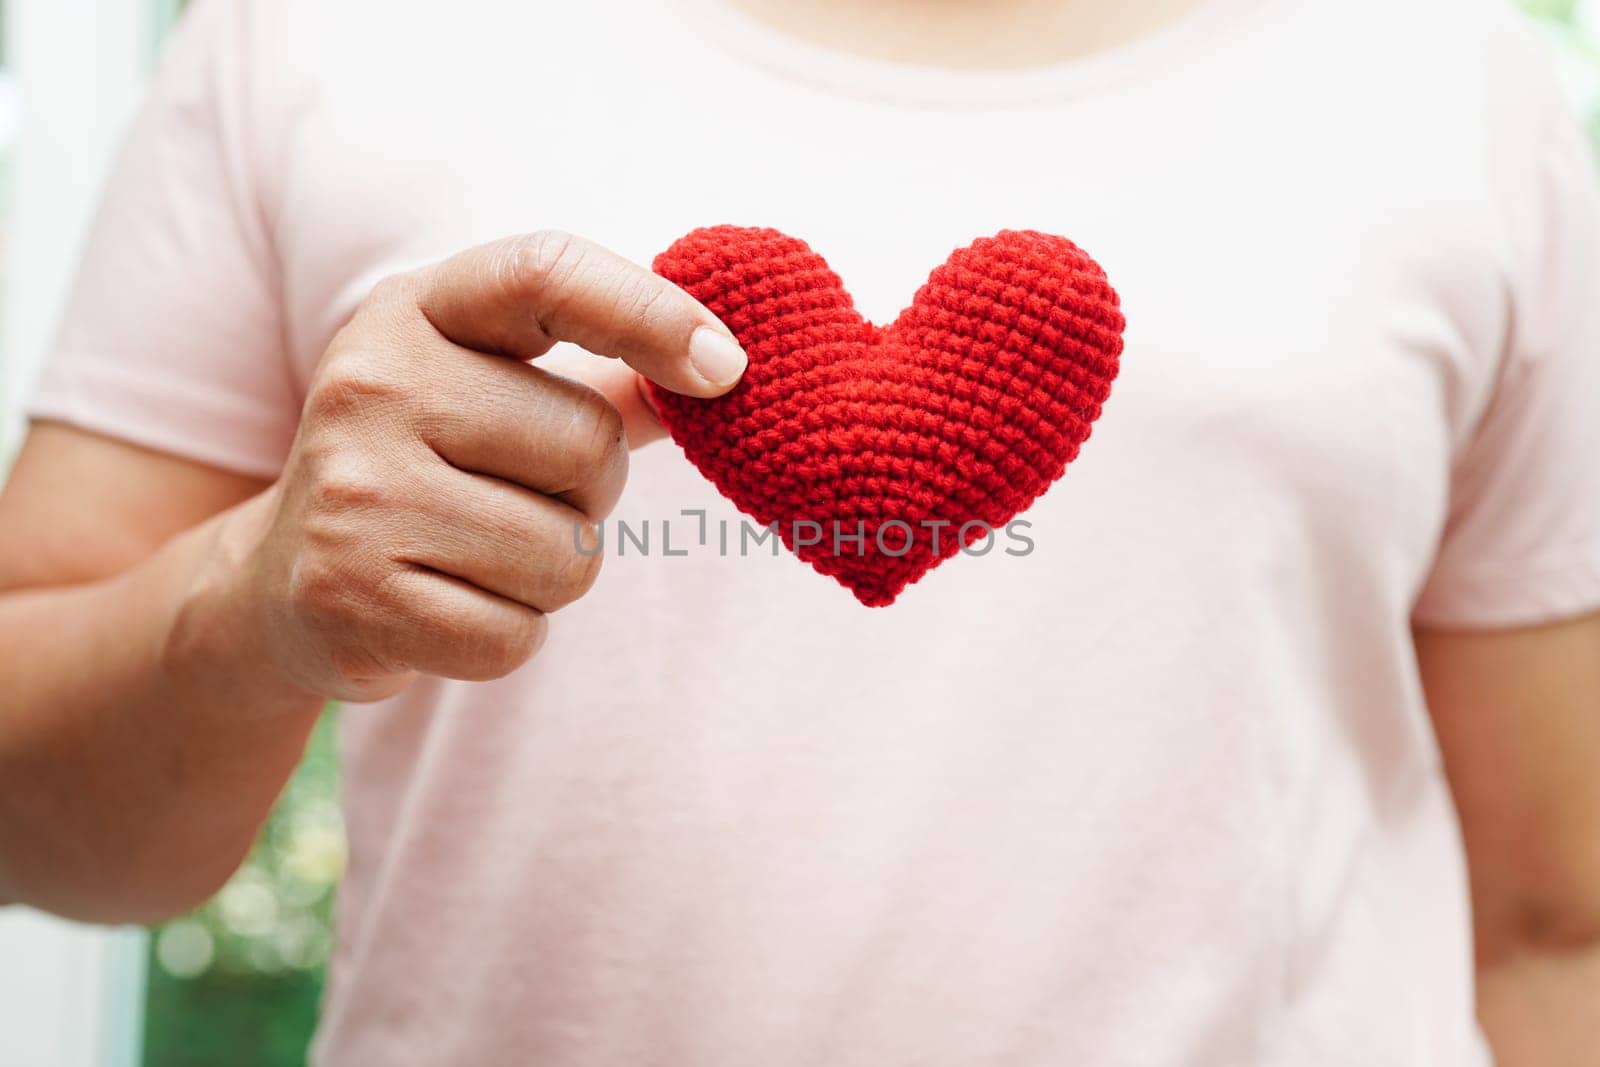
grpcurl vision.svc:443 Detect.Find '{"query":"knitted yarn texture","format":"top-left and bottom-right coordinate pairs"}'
top-left (650, 226), bottom-right (1125, 606)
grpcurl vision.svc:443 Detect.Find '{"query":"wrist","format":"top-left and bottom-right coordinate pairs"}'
top-left (159, 488), bottom-right (322, 714)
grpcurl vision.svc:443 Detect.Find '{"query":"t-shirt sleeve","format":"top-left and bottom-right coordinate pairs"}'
top-left (24, 0), bottom-right (299, 480)
top-left (1411, 88), bottom-right (1600, 629)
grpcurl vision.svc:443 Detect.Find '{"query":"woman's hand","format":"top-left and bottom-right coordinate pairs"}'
top-left (219, 231), bottom-right (746, 701)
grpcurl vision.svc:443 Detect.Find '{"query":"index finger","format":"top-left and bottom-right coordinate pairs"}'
top-left (414, 230), bottom-right (746, 398)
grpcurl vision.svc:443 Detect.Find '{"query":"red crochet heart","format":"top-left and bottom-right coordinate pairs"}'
top-left (650, 226), bottom-right (1124, 607)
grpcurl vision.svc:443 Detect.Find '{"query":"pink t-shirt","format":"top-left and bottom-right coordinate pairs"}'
top-left (29, 0), bottom-right (1600, 1062)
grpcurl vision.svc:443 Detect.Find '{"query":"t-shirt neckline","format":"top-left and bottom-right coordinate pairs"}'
top-left (673, 0), bottom-right (1267, 108)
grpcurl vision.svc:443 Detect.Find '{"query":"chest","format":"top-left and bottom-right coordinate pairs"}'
top-left (267, 0), bottom-right (1508, 600)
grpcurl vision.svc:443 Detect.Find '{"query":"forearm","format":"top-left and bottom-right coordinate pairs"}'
top-left (1478, 939), bottom-right (1600, 1066)
top-left (0, 496), bottom-right (322, 923)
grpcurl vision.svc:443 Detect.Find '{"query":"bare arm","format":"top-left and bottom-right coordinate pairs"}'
top-left (1417, 612), bottom-right (1600, 1066)
top-left (0, 425), bottom-right (309, 922)
top-left (0, 231), bottom-right (742, 923)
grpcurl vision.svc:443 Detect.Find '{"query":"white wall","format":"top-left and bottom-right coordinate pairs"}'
top-left (1, 0), bottom-right (153, 450)
top-left (0, 919), bottom-right (147, 1067)
top-left (0, 1), bottom-right (160, 1065)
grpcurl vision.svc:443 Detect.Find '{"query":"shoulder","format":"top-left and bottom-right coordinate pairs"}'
top-left (1294, 0), bottom-right (1588, 240)
top-left (1339, 0), bottom-right (1574, 132)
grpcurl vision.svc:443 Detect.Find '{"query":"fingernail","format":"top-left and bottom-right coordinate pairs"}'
top-left (688, 325), bottom-right (747, 390)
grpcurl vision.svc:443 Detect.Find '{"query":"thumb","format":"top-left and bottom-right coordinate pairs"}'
top-left (416, 231), bottom-right (746, 398)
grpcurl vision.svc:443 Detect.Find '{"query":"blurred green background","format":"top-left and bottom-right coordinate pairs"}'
top-left (142, 712), bottom-right (343, 1067)
top-left (107, 1), bottom-right (1599, 1065)
top-left (1527, 0), bottom-right (1600, 146)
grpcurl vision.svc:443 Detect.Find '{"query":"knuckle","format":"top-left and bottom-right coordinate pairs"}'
top-left (459, 611), bottom-right (546, 680)
top-left (545, 531), bottom-right (605, 609)
top-left (510, 229), bottom-right (580, 293)
top-left (585, 273), bottom-right (672, 360)
top-left (617, 276), bottom-right (675, 335)
top-left (282, 554), bottom-right (358, 631)
top-left (493, 612), bottom-right (547, 673)
top-left (305, 455), bottom-right (390, 513)
top-left (571, 393), bottom-right (626, 469)
top-left (326, 641), bottom-right (394, 691)
top-left (530, 386), bottom-right (625, 492)
top-left (305, 353), bottom-right (408, 423)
